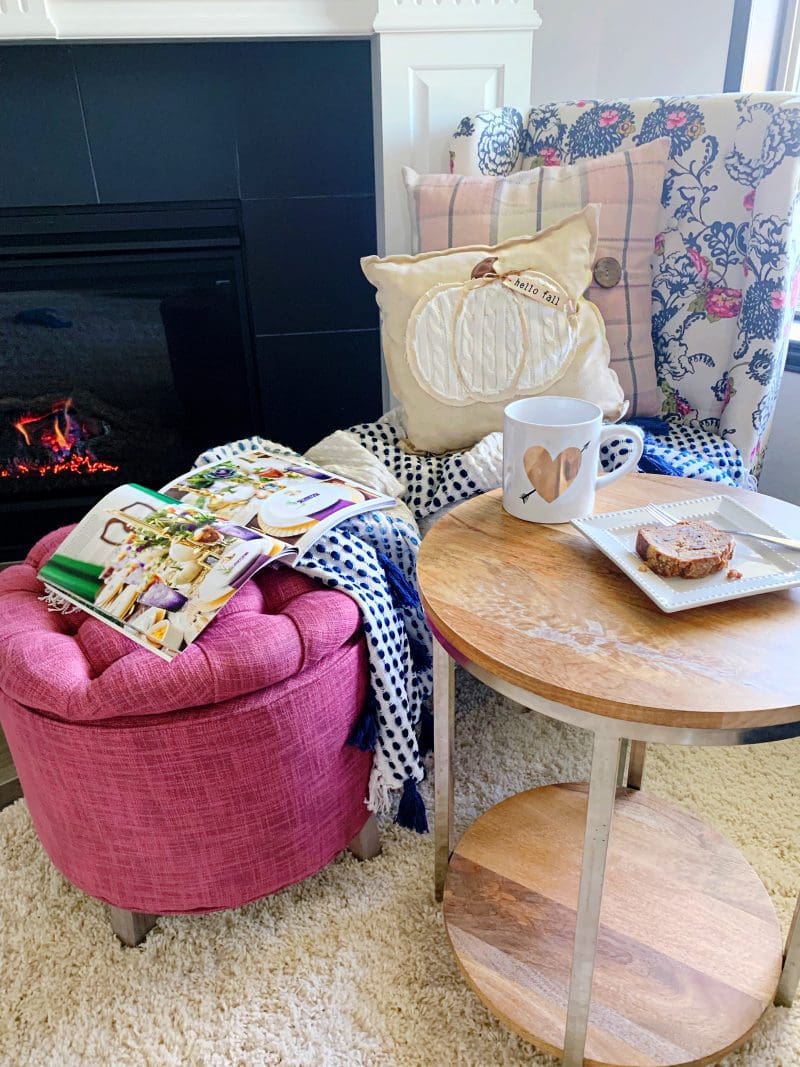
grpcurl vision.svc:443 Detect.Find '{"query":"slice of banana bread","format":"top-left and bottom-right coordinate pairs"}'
top-left (635, 520), bottom-right (735, 579)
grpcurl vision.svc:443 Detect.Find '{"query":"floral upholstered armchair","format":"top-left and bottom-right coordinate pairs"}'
top-left (449, 94), bottom-right (800, 482)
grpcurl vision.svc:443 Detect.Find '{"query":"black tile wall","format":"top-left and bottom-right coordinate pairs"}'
top-left (236, 40), bottom-right (374, 199)
top-left (243, 195), bottom-right (378, 334)
top-left (0, 47), bottom-right (96, 207)
top-left (0, 40), bottom-right (381, 444)
top-left (256, 330), bottom-right (383, 451)
top-left (73, 44), bottom-right (239, 204)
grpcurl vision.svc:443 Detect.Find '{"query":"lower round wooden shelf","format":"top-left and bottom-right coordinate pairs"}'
top-left (444, 784), bottom-right (782, 1067)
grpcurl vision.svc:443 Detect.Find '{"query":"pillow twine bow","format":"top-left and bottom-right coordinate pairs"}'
top-left (468, 255), bottom-right (578, 317)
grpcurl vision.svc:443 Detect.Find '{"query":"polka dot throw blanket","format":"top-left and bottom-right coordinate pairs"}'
top-left (194, 438), bottom-right (436, 832)
top-left (198, 412), bottom-right (750, 830)
top-left (345, 410), bottom-right (753, 514)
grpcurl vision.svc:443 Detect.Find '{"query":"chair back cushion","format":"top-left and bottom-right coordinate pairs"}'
top-left (405, 137), bottom-right (669, 416)
top-left (449, 95), bottom-right (800, 472)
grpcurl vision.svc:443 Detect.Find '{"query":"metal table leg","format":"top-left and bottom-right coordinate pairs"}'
top-left (616, 739), bottom-right (630, 786)
top-left (627, 740), bottom-right (647, 790)
top-left (433, 641), bottom-right (455, 902)
top-left (776, 893), bottom-right (800, 1007)
top-left (562, 732), bottom-right (622, 1067)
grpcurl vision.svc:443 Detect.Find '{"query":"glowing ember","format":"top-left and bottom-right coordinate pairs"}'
top-left (1, 398), bottom-right (119, 480)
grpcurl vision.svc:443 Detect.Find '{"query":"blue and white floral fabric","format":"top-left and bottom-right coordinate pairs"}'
top-left (450, 94), bottom-right (800, 477)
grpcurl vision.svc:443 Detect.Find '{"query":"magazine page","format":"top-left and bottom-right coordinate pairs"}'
top-left (38, 484), bottom-right (289, 660)
top-left (160, 450), bottom-right (394, 560)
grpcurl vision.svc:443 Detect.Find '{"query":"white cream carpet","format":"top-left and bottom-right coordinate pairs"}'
top-left (1, 672), bottom-right (798, 1067)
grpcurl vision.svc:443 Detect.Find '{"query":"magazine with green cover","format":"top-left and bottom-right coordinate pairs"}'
top-left (39, 450), bottom-right (394, 661)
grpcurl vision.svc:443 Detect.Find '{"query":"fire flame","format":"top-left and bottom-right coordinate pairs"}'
top-left (13, 414), bottom-right (34, 447)
top-left (51, 418), bottom-right (69, 453)
top-left (2, 398), bottom-right (119, 480)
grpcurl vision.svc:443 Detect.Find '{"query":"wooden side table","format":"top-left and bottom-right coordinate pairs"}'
top-left (418, 475), bottom-right (800, 1067)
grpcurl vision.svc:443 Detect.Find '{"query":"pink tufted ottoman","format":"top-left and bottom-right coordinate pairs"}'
top-left (0, 527), bottom-right (377, 945)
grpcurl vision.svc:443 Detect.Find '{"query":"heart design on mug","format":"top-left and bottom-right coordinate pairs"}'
top-left (523, 445), bottom-right (584, 503)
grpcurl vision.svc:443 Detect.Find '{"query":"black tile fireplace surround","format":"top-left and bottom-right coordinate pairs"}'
top-left (0, 40), bottom-right (381, 561)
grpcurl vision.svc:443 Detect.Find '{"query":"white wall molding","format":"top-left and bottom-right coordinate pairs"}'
top-left (373, 0), bottom-right (539, 256)
top-left (4, 0), bottom-right (540, 42)
top-left (0, 1), bottom-right (56, 39)
top-left (373, 0), bottom-right (541, 35)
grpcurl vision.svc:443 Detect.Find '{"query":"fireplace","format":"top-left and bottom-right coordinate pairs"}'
top-left (0, 40), bottom-right (386, 562)
top-left (0, 205), bottom-right (257, 561)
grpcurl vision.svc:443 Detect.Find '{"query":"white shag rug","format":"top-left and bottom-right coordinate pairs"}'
top-left (1, 672), bottom-right (798, 1067)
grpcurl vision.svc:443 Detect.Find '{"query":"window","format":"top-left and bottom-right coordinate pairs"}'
top-left (777, 0), bottom-right (800, 91)
top-left (774, 2), bottom-right (800, 372)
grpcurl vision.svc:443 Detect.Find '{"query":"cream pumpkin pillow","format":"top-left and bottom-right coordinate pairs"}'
top-left (361, 204), bottom-right (626, 454)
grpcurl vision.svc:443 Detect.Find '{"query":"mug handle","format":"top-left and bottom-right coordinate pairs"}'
top-left (595, 424), bottom-right (645, 490)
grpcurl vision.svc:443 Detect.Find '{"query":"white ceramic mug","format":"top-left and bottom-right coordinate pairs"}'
top-left (503, 396), bottom-right (644, 524)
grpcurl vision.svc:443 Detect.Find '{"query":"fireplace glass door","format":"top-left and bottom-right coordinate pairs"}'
top-left (1, 248), bottom-right (257, 561)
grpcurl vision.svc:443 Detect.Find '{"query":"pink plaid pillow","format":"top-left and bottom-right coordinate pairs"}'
top-left (403, 138), bottom-right (669, 416)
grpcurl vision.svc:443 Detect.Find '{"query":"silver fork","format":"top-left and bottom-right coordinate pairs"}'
top-left (644, 501), bottom-right (800, 552)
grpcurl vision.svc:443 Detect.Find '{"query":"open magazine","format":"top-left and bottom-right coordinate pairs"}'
top-left (39, 450), bottom-right (395, 661)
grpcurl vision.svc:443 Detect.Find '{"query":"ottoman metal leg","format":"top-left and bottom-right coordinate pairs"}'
top-left (347, 814), bottom-right (382, 860)
top-left (108, 906), bottom-right (158, 947)
top-left (434, 641), bottom-right (455, 903)
top-left (776, 893), bottom-right (800, 1007)
top-left (563, 732), bottom-right (622, 1067)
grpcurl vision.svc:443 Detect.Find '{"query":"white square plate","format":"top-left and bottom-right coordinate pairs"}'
top-left (571, 496), bottom-right (800, 612)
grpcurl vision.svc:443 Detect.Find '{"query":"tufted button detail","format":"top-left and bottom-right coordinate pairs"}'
top-left (0, 526), bottom-right (363, 722)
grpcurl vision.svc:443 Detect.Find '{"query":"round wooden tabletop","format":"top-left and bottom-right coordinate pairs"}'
top-left (417, 474), bottom-right (800, 731)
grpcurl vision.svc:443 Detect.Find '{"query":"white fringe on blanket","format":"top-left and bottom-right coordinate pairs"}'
top-left (39, 590), bottom-right (82, 615)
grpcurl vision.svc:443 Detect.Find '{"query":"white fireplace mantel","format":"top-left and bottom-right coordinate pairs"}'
top-left (1, 0), bottom-right (539, 42)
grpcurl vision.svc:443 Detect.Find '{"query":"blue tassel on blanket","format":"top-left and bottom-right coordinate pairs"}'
top-left (418, 702), bottom-right (434, 757)
top-left (637, 430), bottom-right (687, 478)
top-left (627, 418), bottom-right (685, 478)
top-left (348, 691), bottom-right (379, 752)
top-left (629, 416), bottom-right (671, 436)
top-left (377, 552), bottom-right (420, 612)
top-left (638, 448), bottom-right (685, 478)
top-left (396, 777), bottom-right (429, 833)
top-left (408, 634), bottom-right (432, 672)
